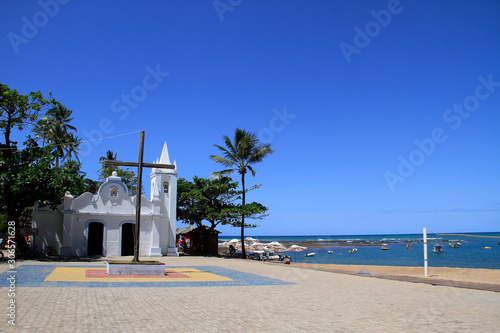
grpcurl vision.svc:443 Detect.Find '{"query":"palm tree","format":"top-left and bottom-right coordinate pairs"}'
top-left (210, 128), bottom-right (273, 259)
top-left (33, 104), bottom-right (80, 167)
top-left (99, 150), bottom-right (118, 179)
top-left (46, 104), bottom-right (77, 133)
top-left (63, 132), bottom-right (82, 163)
top-left (99, 150), bottom-right (117, 165)
top-left (99, 150), bottom-right (138, 195)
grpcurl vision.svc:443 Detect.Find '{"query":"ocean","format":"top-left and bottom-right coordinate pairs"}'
top-left (219, 232), bottom-right (500, 269)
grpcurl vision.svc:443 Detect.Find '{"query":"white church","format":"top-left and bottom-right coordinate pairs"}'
top-left (32, 142), bottom-right (179, 257)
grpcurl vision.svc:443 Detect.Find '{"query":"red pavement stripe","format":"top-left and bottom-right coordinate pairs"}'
top-left (85, 269), bottom-right (191, 279)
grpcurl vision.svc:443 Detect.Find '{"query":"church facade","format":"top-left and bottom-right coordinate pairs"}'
top-left (32, 142), bottom-right (179, 257)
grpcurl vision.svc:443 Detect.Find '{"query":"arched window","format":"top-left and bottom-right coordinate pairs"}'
top-left (110, 187), bottom-right (118, 197)
top-left (163, 181), bottom-right (169, 194)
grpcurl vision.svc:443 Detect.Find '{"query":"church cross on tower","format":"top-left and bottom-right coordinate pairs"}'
top-left (103, 130), bottom-right (174, 262)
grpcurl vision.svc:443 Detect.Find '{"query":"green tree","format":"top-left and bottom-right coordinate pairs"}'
top-left (98, 150), bottom-right (138, 196)
top-left (177, 176), bottom-right (236, 231)
top-left (0, 84), bottom-right (84, 254)
top-left (0, 83), bottom-right (55, 151)
top-left (60, 160), bottom-right (103, 197)
top-left (0, 138), bottom-right (84, 252)
top-left (82, 178), bottom-right (101, 195)
top-left (177, 176), bottom-right (268, 255)
top-left (1, 83), bottom-right (54, 247)
top-left (33, 104), bottom-right (82, 167)
top-left (210, 128), bottom-right (273, 258)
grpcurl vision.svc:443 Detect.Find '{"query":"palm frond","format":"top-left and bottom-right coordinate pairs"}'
top-left (212, 144), bottom-right (238, 163)
top-left (212, 128), bottom-right (273, 179)
top-left (222, 135), bottom-right (238, 158)
top-left (246, 165), bottom-right (257, 177)
top-left (249, 145), bottom-right (274, 163)
top-left (209, 155), bottom-right (236, 168)
top-left (211, 169), bottom-right (235, 179)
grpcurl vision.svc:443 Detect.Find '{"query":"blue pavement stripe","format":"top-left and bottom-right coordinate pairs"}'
top-left (0, 265), bottom-right (295, 288)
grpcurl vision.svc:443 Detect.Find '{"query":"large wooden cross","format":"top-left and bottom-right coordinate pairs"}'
top-left (103, 130), bottom-right (175, 262)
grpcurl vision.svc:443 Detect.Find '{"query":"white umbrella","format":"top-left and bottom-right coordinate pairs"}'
top-left (245, 237), bottom-right (259, 244)
top-left (266, 242), bottom-right (283, 251)
top-left (274, 246), bottom-right (287, 253)
top-left (288, 244), bottom-right (306, 250)
top-left (235, 243), bottom-right (253, 253)
top-left (287, 244), bottom-right (307, 262)
top-left (249, 242), bottom-right (265, 250)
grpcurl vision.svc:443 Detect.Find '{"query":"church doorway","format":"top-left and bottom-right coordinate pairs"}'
top-left (121, 223), bottom-right (135, 256)
top-left (87, 222), bottom-right (104, 256)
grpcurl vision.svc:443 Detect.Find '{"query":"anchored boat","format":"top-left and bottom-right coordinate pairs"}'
top-left (433, 244), bottom-right (443, 253)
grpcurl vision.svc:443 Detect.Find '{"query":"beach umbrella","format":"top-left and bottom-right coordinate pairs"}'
top-left (266, 242), bottom-right (283, 253)
top-left (287, 244), bottom-right (307, 262)
top-left (274, 246), bottom-right (287, 253)
top-left (235, 243), bottom-right (253, 253)
top-left (249, 242), bottom-right (266, 250)
top-left (245, 237), bottom-right (259, 244)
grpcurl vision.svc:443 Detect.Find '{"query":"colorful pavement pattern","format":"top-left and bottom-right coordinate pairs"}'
top-left (0, 264), bottom-right (294, 288)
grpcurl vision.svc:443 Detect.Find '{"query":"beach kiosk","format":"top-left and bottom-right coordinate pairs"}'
top-left (176, 226), bottom-right (220, 256)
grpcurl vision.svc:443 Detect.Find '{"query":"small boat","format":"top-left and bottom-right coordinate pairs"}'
top-left (406, 244), bottom-right (411, 249)
top-left (327, 251), bottom-right (333, 254)
top-left (381, 246), bottom-right (388, 251)
top-left (484, 247), bottom-right (492, 250)
top-left (305, 252), bottom-right (315, 257)
top-left (433, 244), bottom-right (443, 253)
top-left (448, 241), bottom-right (462, 248)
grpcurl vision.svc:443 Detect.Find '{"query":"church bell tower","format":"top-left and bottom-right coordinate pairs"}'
top-left (150, 142), bottom-right (178, 256)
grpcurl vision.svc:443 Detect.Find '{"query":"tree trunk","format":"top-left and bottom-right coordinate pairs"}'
top-left (240, 172), bottom-right (246, 259)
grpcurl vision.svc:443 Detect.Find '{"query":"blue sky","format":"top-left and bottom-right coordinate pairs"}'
top-left (1, 0), bottom-right (499, 236)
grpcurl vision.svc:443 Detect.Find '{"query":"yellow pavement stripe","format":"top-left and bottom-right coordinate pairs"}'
top-left (44, 267), bottom-right (232, 283)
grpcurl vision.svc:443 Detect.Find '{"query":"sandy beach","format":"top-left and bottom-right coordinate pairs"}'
top-left (292, 263), bottom-right (500, 286)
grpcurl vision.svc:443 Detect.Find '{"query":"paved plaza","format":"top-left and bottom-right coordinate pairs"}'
top-left (1, 256), bottom-right (499, 332)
